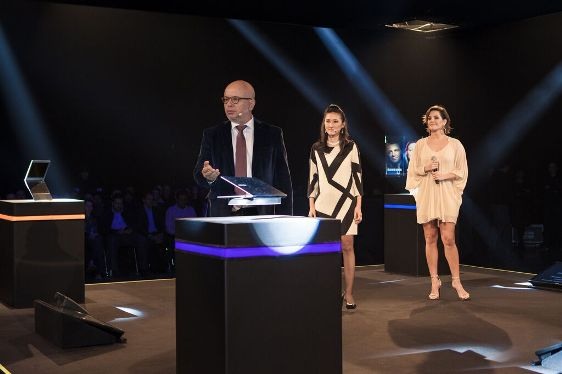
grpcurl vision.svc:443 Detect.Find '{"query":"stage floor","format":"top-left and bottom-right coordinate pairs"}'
top-left (1, 265), bottom-right (561, 373)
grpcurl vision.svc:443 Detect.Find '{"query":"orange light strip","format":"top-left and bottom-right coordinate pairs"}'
top-left (0, 213), bottom-right (85, 222)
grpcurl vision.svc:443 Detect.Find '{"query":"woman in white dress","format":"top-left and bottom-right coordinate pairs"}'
top-left (308, 104), bottom-right (363, 309)
top-left (406, 105), bottom-right (470, 300)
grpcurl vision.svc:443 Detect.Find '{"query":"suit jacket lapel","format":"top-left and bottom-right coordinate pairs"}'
top-left (220, 121), bottom-right (235, 176)
top-left (252, 119), bottom-right (264, 175)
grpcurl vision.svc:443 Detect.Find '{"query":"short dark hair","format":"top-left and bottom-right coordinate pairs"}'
top-left (175, 188), bottom-right (189, 200)
top-left (422, 105), bottom-right (452, 134)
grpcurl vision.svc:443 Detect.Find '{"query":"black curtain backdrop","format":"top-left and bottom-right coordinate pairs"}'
top-left (1, 1), bottom-right (561, 269)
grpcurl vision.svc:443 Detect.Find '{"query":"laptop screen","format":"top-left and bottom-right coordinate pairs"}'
top-left (25, 160), bottom-right (50, 180)
top-left (218, 176), bottom-right (287, 198)
top-left (24, 160), bottom-right (52, 201)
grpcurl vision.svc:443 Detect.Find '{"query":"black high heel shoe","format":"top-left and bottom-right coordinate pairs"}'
top-left (345, 300), bottom-right (357, 310)
top-left (342, 292), bottom-right (357, 310)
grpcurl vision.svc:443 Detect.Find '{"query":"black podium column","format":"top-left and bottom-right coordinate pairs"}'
top-left (175, 216), bottom-right (342, 374)
top-left (384, 193), bottom-right (450, 276)
top-left (0, 199), bottom-right (85, 308)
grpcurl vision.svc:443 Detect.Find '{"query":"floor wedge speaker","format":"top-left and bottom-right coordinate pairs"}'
top-left (35, 292), bottom-right (125, 348)
top-left (534, 341), bottom-right (562, 371)
top-left (529, 261), bottom-right (562, 291)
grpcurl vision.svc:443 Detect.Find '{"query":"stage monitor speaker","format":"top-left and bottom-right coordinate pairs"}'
top-left (533, 341), bottom-right (562, 371)
top-left (529, 261), bottom-right (562, 292)
top-left (35, 292), bottom-right (126, 348)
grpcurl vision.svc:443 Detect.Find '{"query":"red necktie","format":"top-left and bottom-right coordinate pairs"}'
top-left (235, 125), bottom-right (247, 194)
top-left (235, 125), bottom-right (247, 176)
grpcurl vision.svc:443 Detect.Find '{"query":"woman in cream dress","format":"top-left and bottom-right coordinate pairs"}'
top-left (406, 105), bottom-right (470, 300)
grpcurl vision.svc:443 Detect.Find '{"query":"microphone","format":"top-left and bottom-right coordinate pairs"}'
top-left (431, 156), bottom-right (439, 184)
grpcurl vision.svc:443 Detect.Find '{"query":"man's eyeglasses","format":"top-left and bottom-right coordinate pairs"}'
top-left (221, 96), bottom-right (253, 104)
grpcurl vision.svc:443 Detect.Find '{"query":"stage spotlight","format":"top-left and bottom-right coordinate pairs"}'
top-left (251, 216), bottom-right (319, 250)
top-left (229, 19), bottom-right (328, 110)
top-left (0, 24), bottom-right (69, 193)
top-left (470, 62), bottom-right (562, 187)
top-left (231, 20), bottom-right (380, 169)
top-left (314, 27), bottom-right (416, 141)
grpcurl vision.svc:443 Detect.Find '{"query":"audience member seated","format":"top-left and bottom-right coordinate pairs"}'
top-left (92, 191), bottom-right (106, 220)
top-left (73, 167), bottom-right (100, 199)
top-left (543, 161), bottom-right (562, 253)
top-left (152, 186), bottom-right (167, 209)
top-left (161, 184), bottom-right (174, 208)
top-left (84, 199), bottom-right (106, 280)
top-left (123, 186), bottom-right (139, 212)
top-left (100, 193), bottom-right (149, 278)
top-left (138, 191), bottom-right (168, 274)
top-left (190, 184), bottom-right (208, 217)
top-left (164, 189), bottom-right (197, 270)
top-left (3, 190), bottom-right (27, 199)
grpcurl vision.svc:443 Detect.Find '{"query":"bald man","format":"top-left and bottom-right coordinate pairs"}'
top-left (193, 80), bottom-right (293, 217)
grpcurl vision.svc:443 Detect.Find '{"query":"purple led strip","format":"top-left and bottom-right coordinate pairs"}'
top-left (175, 241), bottom-right (341, 258)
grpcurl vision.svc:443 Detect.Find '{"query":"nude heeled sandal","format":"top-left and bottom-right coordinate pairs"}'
top-left (428, 275), bottom-right (441, 300)
top-left (451, 277), bottom-right (470, 301)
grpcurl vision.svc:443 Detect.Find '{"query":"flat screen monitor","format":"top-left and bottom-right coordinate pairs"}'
top-left (385, 136), bottom-right (418, 177)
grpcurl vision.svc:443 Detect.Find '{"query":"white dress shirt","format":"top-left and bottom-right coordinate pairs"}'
top-left (231, 117), bottom-right (254, 177)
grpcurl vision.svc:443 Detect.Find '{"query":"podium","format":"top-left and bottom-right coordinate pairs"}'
top-left (175, 215), bottom-right (342, 374)
top-left (384, 194), bottom-right (449, 276)
top-left (0, 199), bottom-right (85, 308)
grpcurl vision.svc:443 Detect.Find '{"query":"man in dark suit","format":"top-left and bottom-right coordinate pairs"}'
top-left (194, 80), bottom-right (293, 217)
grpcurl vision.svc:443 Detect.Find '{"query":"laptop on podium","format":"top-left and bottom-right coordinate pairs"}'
top-left (218, 176), bottom-right (286, 206)
top-left (24, 160), bottom-right (53, 201)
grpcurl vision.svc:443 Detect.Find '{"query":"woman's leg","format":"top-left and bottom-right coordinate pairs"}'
top-left (440, 222), bottom-right (470, 299)
top-left (422, 221), bottom-right (440, 297)
top-left (341, 235), bottom-right (355, 304)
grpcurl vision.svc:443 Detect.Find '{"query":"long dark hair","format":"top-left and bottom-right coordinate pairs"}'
top-left (315, 104), bottom-right (351, 150)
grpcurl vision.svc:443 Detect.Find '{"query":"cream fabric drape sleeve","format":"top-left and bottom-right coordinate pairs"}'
top-left (405, 138), bottom-right (425, 195)
top-left (449, 138), bottom-right (468, 195)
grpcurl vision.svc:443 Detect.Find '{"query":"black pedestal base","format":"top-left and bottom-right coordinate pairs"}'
top-left (176, 251), bottom-right (342, 374)
top-left (384, 194), bottom-right (450, 276)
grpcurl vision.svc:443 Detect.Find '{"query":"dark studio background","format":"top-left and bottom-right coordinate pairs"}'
top-left (1, 0), bottom-right (562, 272)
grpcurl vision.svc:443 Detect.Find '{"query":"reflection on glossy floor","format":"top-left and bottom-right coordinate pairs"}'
top-left (1, 266), bottom-right (562, 373)
top-left (344, 265), bottom-right (562, 373)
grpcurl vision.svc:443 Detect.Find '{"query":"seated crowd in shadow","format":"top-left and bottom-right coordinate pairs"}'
top-left (2, 172), bottom-right (208, 282)
top-left (3, 160), bottom-right (561, 277)
top-left (81, 184), bottom-right (204, 282)
top-left (463, 161), bottom-right (562, 273)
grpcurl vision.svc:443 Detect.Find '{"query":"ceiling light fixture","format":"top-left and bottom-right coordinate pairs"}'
top-left (385, 19), bottom-right (458, 33)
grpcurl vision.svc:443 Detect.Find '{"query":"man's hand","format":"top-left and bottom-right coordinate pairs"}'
top-left (202, 160), bottom-right (220, 182)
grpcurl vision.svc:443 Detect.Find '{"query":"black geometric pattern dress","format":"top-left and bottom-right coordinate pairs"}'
top-left (308, 141), bottom-right (363, 235)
